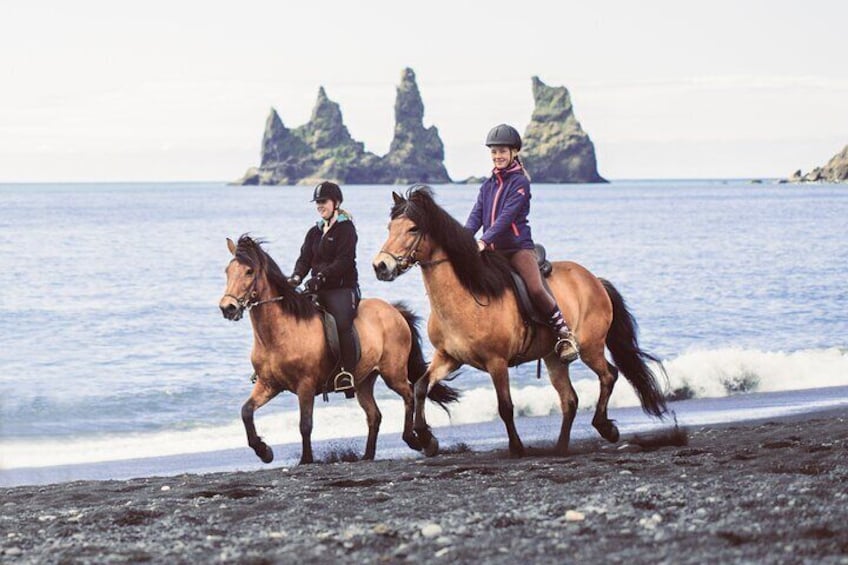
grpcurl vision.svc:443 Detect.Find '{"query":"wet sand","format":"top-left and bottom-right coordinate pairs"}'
top-left (2, 408), bottom-right (847, 564)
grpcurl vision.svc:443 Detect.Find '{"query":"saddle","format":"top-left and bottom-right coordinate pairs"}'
top-left (508, 244), bottom-right (554, 368)
top-left (317, 307), bottom-right (361, 399)
top-left (510, 244), bottom-right (554, 325)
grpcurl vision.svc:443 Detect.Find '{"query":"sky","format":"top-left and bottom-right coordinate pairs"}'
top-left (1, 0), bottom-right (846, 182)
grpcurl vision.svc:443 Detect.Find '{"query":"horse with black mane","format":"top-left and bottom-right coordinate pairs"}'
top-left (373, 186), bottom-right (668, 457)
top-left (220, 234), bottom-right (458, 464)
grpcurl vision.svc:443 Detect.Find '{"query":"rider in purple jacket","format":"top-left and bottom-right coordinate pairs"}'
top-left (465, 124), bottom-right (579, 364)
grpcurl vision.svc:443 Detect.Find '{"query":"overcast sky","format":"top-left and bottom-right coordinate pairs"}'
top-left (1, 0), bottom-right (846, 182)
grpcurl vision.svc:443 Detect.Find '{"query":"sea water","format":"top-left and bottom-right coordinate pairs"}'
top-left (1, 180), bottom-right (846, 485)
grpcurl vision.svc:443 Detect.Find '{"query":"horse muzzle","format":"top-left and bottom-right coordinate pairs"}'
top-left (220, 301), bottom-right (245, 321)
top-left (373, 258), bottom-right (399, 281)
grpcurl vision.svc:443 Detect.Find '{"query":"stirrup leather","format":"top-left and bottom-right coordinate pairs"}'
top-left (333, 370), bottom-right (355, 392)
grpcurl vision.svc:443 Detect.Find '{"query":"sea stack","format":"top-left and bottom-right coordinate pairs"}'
top-left (521, 77), bottom-right (606, 183)
top-left (382, 68), bottom-right (451, 184)
top-left (235, 69), bottom-right (450, 185)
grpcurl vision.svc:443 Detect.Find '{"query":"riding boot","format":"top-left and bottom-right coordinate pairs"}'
top-left (335, 330), bottom-right (357, 393)
top-left (548, 307), bottom-right (579, 364)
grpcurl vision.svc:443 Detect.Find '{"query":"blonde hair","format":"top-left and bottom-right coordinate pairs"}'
top-left (338, 208), bottom-right (354, 223)
top-left (513, 152), bottom-right (531, 181)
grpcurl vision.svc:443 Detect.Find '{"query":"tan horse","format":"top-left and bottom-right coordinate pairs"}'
top-left (373, 187), bottom-right (667, 457)
top-left (219, 235), bottom-right (458, 464)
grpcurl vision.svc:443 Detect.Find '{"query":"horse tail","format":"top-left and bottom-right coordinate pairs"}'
top-left (599, 278), bottom-right (668, 418)
top-left (392, 302), bottom-right (461, 412)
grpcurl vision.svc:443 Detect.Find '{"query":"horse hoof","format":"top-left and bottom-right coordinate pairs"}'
top-left (260, 445), bottom-right (274, 464)
top-left (598, 423), bottom-right (620, 443)
top-left (403, 433), bottom-right (423, 452)
top-left (509, 446), bottom-right (525, 458)
top-left (423, 437), bottom-right (440, 457)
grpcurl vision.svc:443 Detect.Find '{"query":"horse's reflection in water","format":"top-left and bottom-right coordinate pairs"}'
top-left (220, 235), bottom-right (458, 464)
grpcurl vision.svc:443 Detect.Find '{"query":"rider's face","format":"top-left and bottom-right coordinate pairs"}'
top-left (315, 198), bottom-right (336, 220)
top-left (490, 145), bottom-right (515, 170)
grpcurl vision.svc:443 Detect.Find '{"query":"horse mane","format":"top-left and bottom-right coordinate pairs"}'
top-left (234, 234), bottom-right (317, 321)
top-left (391, 185), bottom-right (512, 299)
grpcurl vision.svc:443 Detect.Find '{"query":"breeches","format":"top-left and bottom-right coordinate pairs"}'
top-left (318, 287), bottom-right (359, 370)
top-left (506, 249), bottom-right (558, 316)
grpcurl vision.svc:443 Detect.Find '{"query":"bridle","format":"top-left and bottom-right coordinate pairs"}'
top-left (378, 230), bottom-right (425, 275)
top-left (223, 262), bottom-right (284, 320)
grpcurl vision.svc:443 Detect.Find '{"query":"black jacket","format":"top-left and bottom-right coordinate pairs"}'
top-left (292, 214), bottom-right (358, 290)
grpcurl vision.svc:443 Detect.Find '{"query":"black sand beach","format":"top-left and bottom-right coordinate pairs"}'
top-left (2, 408), bottom-right (847, 564)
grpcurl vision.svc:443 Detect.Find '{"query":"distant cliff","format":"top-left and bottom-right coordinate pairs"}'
top-left (788, 144), bottom-right (848, 183)
top-left (521, 77), bottom-right (606, 183)
top-left (236, 68), bottom-right (449, 186)
top-left (235, 70), bottom-right (606, 186)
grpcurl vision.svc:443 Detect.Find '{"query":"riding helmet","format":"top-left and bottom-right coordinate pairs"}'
top-left (485, 124), bottom-right (522, 150)
top-left (311, 181), bottom-right (343, 204)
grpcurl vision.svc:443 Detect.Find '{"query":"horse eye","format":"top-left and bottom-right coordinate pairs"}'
top-left (409, 226), bottom-right (419, 234)
top-left (246, 268), bottom-right (254, 276)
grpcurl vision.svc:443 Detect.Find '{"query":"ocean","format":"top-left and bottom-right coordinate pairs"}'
top-left (1, 180), bottom-right (847, 486)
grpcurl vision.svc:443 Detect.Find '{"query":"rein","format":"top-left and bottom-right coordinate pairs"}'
top-left (379, 231), bottom-right (424, 274)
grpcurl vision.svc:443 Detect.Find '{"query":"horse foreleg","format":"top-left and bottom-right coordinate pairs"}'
top-left (241, 381), bottom-right (279, 464)
top-left (583, 351), bottom-right (620, 443)
top-left (355, 374), bottom-right (382, 460)
top-left (544, 354), bottom-right (578, 455)
top-left (297, 389), bottom-right (316, 464)
top-left (414, 350), bottom-right (460, 457)
top-left (488, 360), bottom-right (525, 457)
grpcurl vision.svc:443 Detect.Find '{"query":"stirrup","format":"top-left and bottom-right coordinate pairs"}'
top-left (555, 335), bottom-right (580, 364)
top-left (333, 370), bottom-right (355, 393)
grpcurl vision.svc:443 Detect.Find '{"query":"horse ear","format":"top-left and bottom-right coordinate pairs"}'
top-left (392, 191), bottom-right (404, 205)
top-left (226, 238), bottom-right (236, 256)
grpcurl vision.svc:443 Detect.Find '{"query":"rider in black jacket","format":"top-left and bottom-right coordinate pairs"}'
top-left (287, 181), bottom-right (360, 388)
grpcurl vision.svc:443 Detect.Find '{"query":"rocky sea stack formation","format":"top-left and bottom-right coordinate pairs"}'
top-left (383, 69), bottom-right (450, 184)
top-left (237, 68), bottom-right (450, 185)
top-left (521, 77), bottom-right (606, 183)
top-left (788, 144), bottom-right (848, 183)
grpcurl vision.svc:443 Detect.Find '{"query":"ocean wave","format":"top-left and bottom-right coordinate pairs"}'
top-left (3, 347), bottom-right (846, 469)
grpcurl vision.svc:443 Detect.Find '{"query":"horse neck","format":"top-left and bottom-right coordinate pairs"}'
top-left (248, 281), bottom-right (296, 349)
top-left (419, 244), bottom-right (479, 318)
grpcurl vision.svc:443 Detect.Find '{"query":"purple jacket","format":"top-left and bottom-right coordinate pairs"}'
top-left (465, 161), bottom-right (534, 251)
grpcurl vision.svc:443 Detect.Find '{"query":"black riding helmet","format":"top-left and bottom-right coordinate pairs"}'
top-left (311, 181), bottom-right (343, 204)
top-left (485, 124), bottom-right (522, 150)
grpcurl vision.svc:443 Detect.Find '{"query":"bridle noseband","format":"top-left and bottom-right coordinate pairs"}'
top-left (379, 231), bottom-right (424, 274)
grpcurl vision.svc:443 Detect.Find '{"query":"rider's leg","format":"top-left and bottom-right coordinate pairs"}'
top-left (509, 249), bottom-right (579, 363)
top-left (321, 288), bottom-right (359, 380)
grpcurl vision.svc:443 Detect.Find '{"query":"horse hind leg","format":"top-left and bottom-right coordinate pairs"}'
top-left (583, 349), bottom-right (620, 443)
top-left (241, 381), bottom-right (279, 464)
top-left (355, 372), bottom-right (382, 460)
top-left (543, 354), bottom-right (578, 455)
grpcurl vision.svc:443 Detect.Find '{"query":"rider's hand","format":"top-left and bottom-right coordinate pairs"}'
top-left (286, 274), bottom-right (301, 288)
top-left (477, 239), bottom-right (487, 252)
top-left (304, 273), bottom-right (325, 292)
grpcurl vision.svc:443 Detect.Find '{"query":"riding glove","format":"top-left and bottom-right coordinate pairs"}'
top-left (286, 274), bottom-right (301, 288)
top-left (304, 273), bottom-right (325, 292)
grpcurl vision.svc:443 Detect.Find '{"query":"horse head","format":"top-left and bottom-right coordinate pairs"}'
top-left (373, 188), bottom-right (437, 281)
top-left (220, 235), bottom-right (316, 322)
top-left (220, 236), bottom-right (268, 321)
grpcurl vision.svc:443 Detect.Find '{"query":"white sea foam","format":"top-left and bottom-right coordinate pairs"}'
top-left (4, 347), bottom-right (846, 470)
